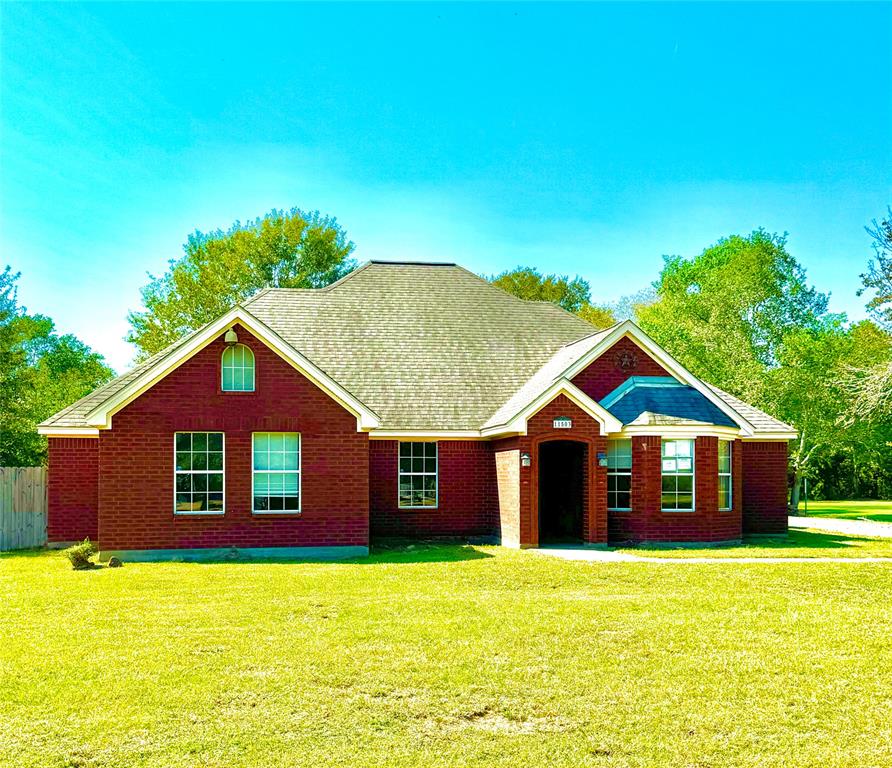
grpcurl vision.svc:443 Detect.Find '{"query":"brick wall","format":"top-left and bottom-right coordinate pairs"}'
top-left (47, 438), bottom-right (99, 543)
top-left (608, 436), bottom-right (743, 543)
top-left (572, 337), bottom-right (671, 402)
top-left (369, 440), bottom-right (496, 538)
top-left (742, 441), bottom-right (789, 534)
top-left (494, 448), bottom-right (520, 547)
top-left (96, 325), bottom-right (369, 551)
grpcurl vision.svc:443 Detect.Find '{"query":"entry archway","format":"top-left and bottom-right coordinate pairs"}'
top-left (537, 440), bottom-right (587, 544)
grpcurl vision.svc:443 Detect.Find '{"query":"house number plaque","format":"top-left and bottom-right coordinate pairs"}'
top-left (553, 417), bottom-right (572, 429)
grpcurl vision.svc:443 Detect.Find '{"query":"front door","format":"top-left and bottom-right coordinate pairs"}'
top-left (538, 440), bottom-right (585, 543)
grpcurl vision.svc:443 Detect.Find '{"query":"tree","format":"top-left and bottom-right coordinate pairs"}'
top-left (127, 208), bottom-right (355, 358)
top-left (635, 230), bottom-right (853, 512)
top-left (859, 207), bottom-right (892, 328)
top-left (489, 266), bottom-right (616, 328)
top-left (0, 267), bottom-right (114, 466)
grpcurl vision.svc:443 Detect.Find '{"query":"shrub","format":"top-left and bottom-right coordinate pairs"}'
top-left (63, 539), bottom-right (97, 570)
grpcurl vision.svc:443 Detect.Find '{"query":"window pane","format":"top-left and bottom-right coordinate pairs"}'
top-left (663, 441), bottom-right (676, 457)
top-left (193, 433), bottom-right (207, 452)
top-left (269, 496), bottom-right (284, 511)
top-left (192, 474), bottom-right (207, 492)
top-left (208, 473), bottom-right (223, 492)
top-left (616, 491), bottom-right (631, 509)
top-left (176, 452), bottom-right (191, 471)
top-left (254, 495), bottom-right (268, 511)
top-left (269, 452), bottom-right (284, 470)
top-left (661, 493), bottom-right (676, 510)
top-left (254, 450), bottom-right (269, 471)
top-left (192, 452), bottom-right (207, 471)
top-left (677, 475), bottom-right (693, 493)
top-left (283, 433), bottom-right (299, 452)
top-left (284, 451), bottom-right (299, 471)
top-left (269, 433), bottom-right (284, 452)
top-left (208, 493), bottom-right (224, 511)
top-left (284, 495), bottom-right (300, 511)
top-left (662, 459), bottom-right (676, 473)
top-left (399, 443), bottom-right (411, 458)
top-left (254, 433), bottom-right (269, 451)
top-left (176, 474), bottom-right (190, 492)
top-left (254, 473), bottom-right (269, 494)
top-left (424, 457), bottom-right (436, 473)
top-left (283, 474), bottom-right (299, 495)
top-left (176, 433), bottom-right (191, 451)
top-left (399, 457), bottom-right (411, 473)
top-left (208, 433), bottom-right (223, 452)
top-left (207, 452), bottom-right (223, 471)
top-left (615, 474), bottom-right (631, 492)
top-left (412, 457), bottom-right (424, 473)
top-left (268, 474), bottom-right (284, 494)
top-left (662, 476), bottom-right (676, 493)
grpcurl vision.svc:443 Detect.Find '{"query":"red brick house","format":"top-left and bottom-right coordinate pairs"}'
top-left (40, 262), bottom-right (795, 560)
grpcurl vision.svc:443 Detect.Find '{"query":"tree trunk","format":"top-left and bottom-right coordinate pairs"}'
top-left (790, 470), bottom-right (801, 515)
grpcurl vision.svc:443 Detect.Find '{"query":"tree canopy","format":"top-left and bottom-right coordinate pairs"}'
top-left (127, 208), bottom-right (356, 358)
top-left (860, 208), bottom-right (892, 328)
top-left (489, 267), bottom-right (616, 328)
top-left (0, 267), bottom-right (114, 466)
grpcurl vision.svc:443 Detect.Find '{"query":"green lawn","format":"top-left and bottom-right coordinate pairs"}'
top-left (620, 528), bottom-right (892, 558)
top-left (2, 547), bottom-right (892, 768)
top-left (799, 499), bottom-right (892, 523)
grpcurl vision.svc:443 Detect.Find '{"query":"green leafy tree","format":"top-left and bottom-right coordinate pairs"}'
top-left (859, 207), bottom-right (892, 328)
top-left (0, 267), bottom-right (114, 465)
top-left (489, 266), bottom-right (616, 328)
top-left (127, 208), bottom-right (355, 358)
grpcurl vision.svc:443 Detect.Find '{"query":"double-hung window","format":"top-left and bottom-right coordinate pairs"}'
top-left (175, 432), bottom-right (224, 514)
top-left (253, 433), bottom-right (300, 513)
top-left (661, 438), bottom-right (694, 511)
top-left (718, 440), bottom-right (732, 511)
top-left (398, 442), bottom-right (437, 508)
top-left (606, 438), bottom-right (632, 511)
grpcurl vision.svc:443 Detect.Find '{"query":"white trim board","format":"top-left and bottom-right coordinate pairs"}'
top-left (481, 378), bottom-right (624, 437)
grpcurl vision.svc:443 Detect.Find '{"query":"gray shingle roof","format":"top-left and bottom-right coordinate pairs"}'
top-left (40, 261), bottom-right (795, 436)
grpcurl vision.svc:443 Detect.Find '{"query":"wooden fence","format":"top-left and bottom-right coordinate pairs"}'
top-left (0, 467), bottom-right (48, 551)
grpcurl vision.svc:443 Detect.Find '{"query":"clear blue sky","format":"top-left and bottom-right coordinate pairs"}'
top-left (2, 2), bottom-right (890, 372)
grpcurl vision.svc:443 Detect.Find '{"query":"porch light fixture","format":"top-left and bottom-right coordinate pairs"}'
top-left (597, 451), bottom-right (608, 467)
top-left (224, 328), bottom-right (239, 346)
top-left (521, 452), bottom-right (531, 468)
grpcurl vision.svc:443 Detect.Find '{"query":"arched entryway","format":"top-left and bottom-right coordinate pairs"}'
top-left (538, 440), bottom-right (587, 544)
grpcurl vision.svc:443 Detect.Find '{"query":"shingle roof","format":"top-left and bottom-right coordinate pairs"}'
top-left (40, 261), bottom-right (795, 436)
top-left (705, 384), bottom-right (795, 433)
top-left (601, 377), bottom-right (738, 428)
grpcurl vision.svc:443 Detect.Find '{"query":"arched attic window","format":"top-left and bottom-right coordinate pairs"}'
top-left (222, 343), bottom-right (255, 391)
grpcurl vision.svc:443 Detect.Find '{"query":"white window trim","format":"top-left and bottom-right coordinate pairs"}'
top-left (221, 344), bottom-right (256, 392)
top-left (398, 441), bottom-right (438, 509)
top-left (661, 438), bottom-right (696, 513)
top-left (174, 431), bottom-right (225, 516)
top-left (607, 438), bottom-right (632, 512)
top-left (718, 439), bottom-right (733, 511)
top-left (251, 432), bottom-right (301, 515)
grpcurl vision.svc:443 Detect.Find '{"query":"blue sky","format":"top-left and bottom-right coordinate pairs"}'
top-left (2, 2), bottom-right (890, 372)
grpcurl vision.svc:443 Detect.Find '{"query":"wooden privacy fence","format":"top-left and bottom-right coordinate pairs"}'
top-left (0, 467), bottom-right (48, 551)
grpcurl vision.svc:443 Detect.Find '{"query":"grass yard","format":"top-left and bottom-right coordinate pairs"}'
top-left (620, 528), bottom-right (892, 558)
top-left (2, 547), bottom-right (892, 768)
top-left (800, 500), bottom-right (892, 523)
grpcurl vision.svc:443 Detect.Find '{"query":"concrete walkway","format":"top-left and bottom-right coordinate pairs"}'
top-left (533, 546), bottom-right (892, 565)
top-left (790, 515), bottom-right (892, 539)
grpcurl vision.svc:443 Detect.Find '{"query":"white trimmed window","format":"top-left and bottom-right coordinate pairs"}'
top-left (607, 438), bottom-right (632, 511)
top-left (253, 433), bottom-right (300, 514)
top-left (398, 442), bottom-right (437, 508)
top-left (718, 439), bottom-right (732, 511)
top-left (222, 344), bottom-right (255, 391)
top-left (175, 432), bottom-right (224, 514)
top-left (661, 438), bottom-right (694, 511)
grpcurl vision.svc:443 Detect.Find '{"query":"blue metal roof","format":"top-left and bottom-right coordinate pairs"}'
top-left (600, 377), bottom-right (738, 428)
